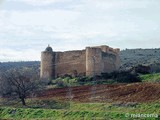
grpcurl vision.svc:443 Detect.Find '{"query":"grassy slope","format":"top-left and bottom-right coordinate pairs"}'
top-left (1, 102), bottom-right (160, 120)
top-left (140, 73), bottom-right (160, 82)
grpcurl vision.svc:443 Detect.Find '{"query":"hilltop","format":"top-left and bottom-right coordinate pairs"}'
top-left (0, 61), bottom-right (40, 73)
top-left (120, 48), bottom-right (160, 72)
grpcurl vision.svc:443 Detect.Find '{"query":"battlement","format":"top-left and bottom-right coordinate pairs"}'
top-left (86, 45), bottom-right (120, 55)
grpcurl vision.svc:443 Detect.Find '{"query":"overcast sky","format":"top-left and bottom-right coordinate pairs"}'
top-left (0, 0), bottom-right (160, 62)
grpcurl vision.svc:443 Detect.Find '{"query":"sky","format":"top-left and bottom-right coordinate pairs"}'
top-left (0, 0), bottom-right (160, 62)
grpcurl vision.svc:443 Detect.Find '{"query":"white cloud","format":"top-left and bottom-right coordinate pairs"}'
top-left (0, 48), bottom-right (41, 61)
top-left (0, 0), bottom-right (5, 4)
top-left (9, 10), bottom-right (80, 27)
top-left (0, 10), bottom-right (11, 26)
top-left (90, 0), bottom-right (150, 9)
top-left (1, 0), bottom-right (160, 61)
top-left (7, 0), bottom-right (73, 6)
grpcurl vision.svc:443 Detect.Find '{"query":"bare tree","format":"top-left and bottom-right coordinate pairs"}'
top-left (0, 67), bottom-right (41, 106)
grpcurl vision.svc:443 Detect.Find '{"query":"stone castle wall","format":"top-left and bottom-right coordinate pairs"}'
top-left (55, 50), bottom-right (86, 78)
top-left (40, 45), bottom-right (120, 79)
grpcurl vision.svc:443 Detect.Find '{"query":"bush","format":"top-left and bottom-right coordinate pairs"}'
top-left (53, 77), bottom-right (78, 87)
top-left (50, 71), bottom-right (141, 87)
top-left (101, 71), bottom-right (141, 83)
top-left (114, 71), bottom-right (141, 83)
top-left (77, 76), bottom-right (93, 84)
top-left (131, 65), bottom-right (151, 74)
top-left (56, 80), bottom-right (66, 87)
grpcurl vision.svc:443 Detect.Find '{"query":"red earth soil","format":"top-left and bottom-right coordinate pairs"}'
top-left (37, 83), bottom-right (160, 103)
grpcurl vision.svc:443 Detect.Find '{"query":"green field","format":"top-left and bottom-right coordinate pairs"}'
top-left (0, 101), bottom-right (160, 120)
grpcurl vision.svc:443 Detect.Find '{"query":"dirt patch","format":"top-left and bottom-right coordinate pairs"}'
top-left (37, 83), bottom-right (160, 103)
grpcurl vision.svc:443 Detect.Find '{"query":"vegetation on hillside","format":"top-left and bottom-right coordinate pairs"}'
top-left (48, 71), bottom-right (141, 88)
top-left (120, 48), bottom-right (160, 72)
top-left (0, 61), bottom-right (39, 73)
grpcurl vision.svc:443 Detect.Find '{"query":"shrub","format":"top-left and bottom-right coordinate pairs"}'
top-left (56, 80), bottom-right (66, 87)
top-left (54, 77), bottom-right (78, 87)
top-left (131, 65), bottom-right (151, 74)
top-left (77, 76), bottom-right (93, 84)
top-left (114, 71), bottom-right (141, 83)
top-left (101, 71), bottom-right (141, 83)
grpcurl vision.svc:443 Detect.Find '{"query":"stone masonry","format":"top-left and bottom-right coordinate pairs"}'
top-left (40, 45), bottom-right (120, 79)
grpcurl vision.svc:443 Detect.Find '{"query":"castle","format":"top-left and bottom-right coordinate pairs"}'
top-left (40, 45), bottom-right (120, 79)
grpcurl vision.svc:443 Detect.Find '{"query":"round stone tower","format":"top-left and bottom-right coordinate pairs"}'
top-left (40, 45), bottom-right (55, 79)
